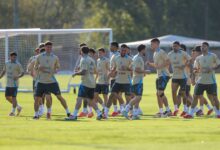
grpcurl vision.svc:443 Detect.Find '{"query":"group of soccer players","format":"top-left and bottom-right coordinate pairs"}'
top-left (1, 38), bottom-right (220, 120)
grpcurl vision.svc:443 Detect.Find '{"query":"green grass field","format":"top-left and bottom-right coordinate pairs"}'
top-left (0, 74), bottom-right (220, 150)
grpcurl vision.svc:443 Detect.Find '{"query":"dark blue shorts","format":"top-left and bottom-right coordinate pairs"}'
top-left (5, 87), bottom-right (18, 97)
top-left (35, 82), bottom-right (61, 97)
top-left (95, 84), bottom-right (109, 94)
top-left (172, 78), bottom-right (187, 91)
top-left (156, 76), bottom-right (170, 91)
top-left (132, 83), bottom-right (143, 96)
top-left (78, 85), bottom-right (95, 99)
top-left (111, 83), bottom-right (131, 96)
top-left (194, 83), bottom-right (217, 96)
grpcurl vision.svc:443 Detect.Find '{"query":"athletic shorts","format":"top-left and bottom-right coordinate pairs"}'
top-left (194, 83), bottom-right (217, 96)
top-left (156, 76), bottom-right (170, 91)
top-left (132, 83), bottom-right (143, 96)
top-left (178, 85), bottom-right (191, 97)
top-left (5, 87), bottom-right (18, 97)
top-left (35, 82), bottom-right (61, 97)
top-left (95, 84), bottom-right (109, 94)
top-left (110, 79), bottom-right (115, 89)
top-left (111, 83), bottom-right (131, 96)
top-left (78, 85), bottom-right (95, 99)
top-left (172, 78), bottom-right (187, 91)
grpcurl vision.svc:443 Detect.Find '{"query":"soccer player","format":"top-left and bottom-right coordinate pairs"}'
top-left (104, 44), bottom-right (133, 119)
top-left (27, 45), bottom-right (53, 119)
top-left (190, 46), bottom-right (213, 116)
top-left (66, 46), bottom-right (102, 120)
top-left (122, 44), bottom-right (150, 120)
top-left (168, 41), bottom-right (191, 116)
top-left (147, 38), bottom-right (172, 117)
top-left (184, 42), bottom-right (220, 118)
top-left (34, 41), bottom-right (70, 119)
top-left (0, 52), bottom-right (24, 116)
top-left (94, 48), bottom-right (110, 113)
top-left (109, 42), bottom-right (125, 116)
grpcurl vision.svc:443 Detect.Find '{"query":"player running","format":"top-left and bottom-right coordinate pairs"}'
top-left (122, 44), bottom-right (150, 120)
top-left (33, 41), bottom-right (70, 119)
top-left (168, 41), bottom-right (191, 116)
top-left (66, 46), bottom-right (103, 120)
top-left (104, 44), bottom-right (133, 119)
top-left (0, 52), bottom-right (24, 116)
top-left (147, 38), bottom-right (172, 117)
top-left (184, 42), bottom-right (220, 118)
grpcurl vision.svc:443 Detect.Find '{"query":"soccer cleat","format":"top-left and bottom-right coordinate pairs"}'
top-left (88, 112), bottom-right (94, 118)
top-left (163, 110), bottom-right (172, 117)
top-left (9, 112), bottom-right (15, 116)
top-left (47, 113), bottom-right (51, 120)
top-left (78, 112), bottom-right (87, 117)
top-left (132, 115), bottom-right (140, 120)
top-left (122, 110), bottom-right (129, 119)
top-left (102, 114), bottom-right (108, 119)
top-left (180, 111), bottom-right (187, 117)
top-left (183, 114), bottom-right (193, 119)
top-left (96, 114), bottom-right (102, 120)
top-left (207, 109), bottom-right (213, 116)
top-left (173, 110), bottom-right (179, 116)
top-left (16, 107), bottom-right (22, 116)
top-left (33, 116), bottom-right (39, 120)
top-left (111, 111), bottom-right (119, 117)
top-left (65, 115), bottom-right (77, 121)
top-left (216, 115), bottom-right (220, 118)
top-left (154, 112), bottom-right (163, 118)
top-left (196, 109), bottom-right (204, 117)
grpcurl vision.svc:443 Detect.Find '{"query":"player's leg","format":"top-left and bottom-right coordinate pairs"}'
top-left (206, 84), bottom-right (219, 117)
top-left (171, 80), bottom-right (180, 116)
top-left (45, 94), bottom-right (52, 119)
top-left (179, 79), bottom-right (187, 116)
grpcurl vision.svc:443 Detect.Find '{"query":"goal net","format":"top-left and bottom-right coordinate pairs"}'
top-left (0, 28), bottom-right (113, 92)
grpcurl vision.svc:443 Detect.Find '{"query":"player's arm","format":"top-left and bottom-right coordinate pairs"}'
top-left (27, 60), bottom-right (35, 77)
top-left (0, 65), bottom-right (6, 79)
top-left (72, 60), bottom-right (87, 77)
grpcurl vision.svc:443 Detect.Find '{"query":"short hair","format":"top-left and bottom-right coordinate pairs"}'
top-left (98, 48), bottom-right (105, 53)
top-left (120, 44), bottom-right (128, 48)
top-left (80, 43), bottom-right (87, 47)
top-left (180, 44), bottom-right (187, 51)
top-left (35, 48), bottom-right (40, 52)
top-left (173, 41), bottom-right (180, 45)
top-left (40, 49), bottom-right (45, 53)
top-left (151, 38), bottom-right (160, 44)
top-left (44, 41), bottom-right (53, 46)
top-left (89, 48), bottom-right (96, 54)
top-left (202, 42), bottom-right (209, 47)
top-left (137, 44), bottom-right (146, 52)
top-left (10, 51), bottom-right (17, 56)
top-left (38, 43), bottom-right (45, 49)
top-left (111, 42), bottom-right (119, 48)
top-left (81, 46), bottom-right (89, 54)
top-left (194, 46), bottom-right (201, 52)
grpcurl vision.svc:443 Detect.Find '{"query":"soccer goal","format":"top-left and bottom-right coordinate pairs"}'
top-left (0, 28), bottom-right (113, 93)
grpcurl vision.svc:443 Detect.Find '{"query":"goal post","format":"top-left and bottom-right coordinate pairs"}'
top-left (0, 28), bottom-right (113, 93)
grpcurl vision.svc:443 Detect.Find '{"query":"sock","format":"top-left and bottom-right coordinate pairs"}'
top-left (113, 105), bottom-right (118, 112)
top-left (83, 108), bottom-right (88, 113)
top-left (95, 109), bottom-right (102, 116)
top-left (104, 107), bottom-right (109, 116)
top-left (35, 111), bottom-right (39, 117)
top-left (159, 108), bottom-right (163, 113)
top-left (133, 108), bottom-right (138, 116)
top-left (186, 106), bottom-right (189, 113)
top-left (125, 104), bottom-right (131, 112)
top-left (47, 107), bottom-right (52, 113)
top-left (206, 104), bottom-right (212, 110)
top-left (120, 104), bottom-right (124, 112)
top-left (12, 107), bottom-right (16, 113)
top-left (89, 107), bottom-right (93, 113)
top-left (200, 106), bottom-right (204, 112)
top-left (189, 107), bottom-right (195, 116)
top-left (73, 109), bottom-right (79, 117)
top-left (174, 105), bottom-right (178, 111)
top-left (65, 108), bottom-right (70, 114)
top-left (166, 106), bottom-right (170, 111)
top-left (213, 106), bottom-right (218, 115)
top-left (17, 104), bottom-right (21, 109)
